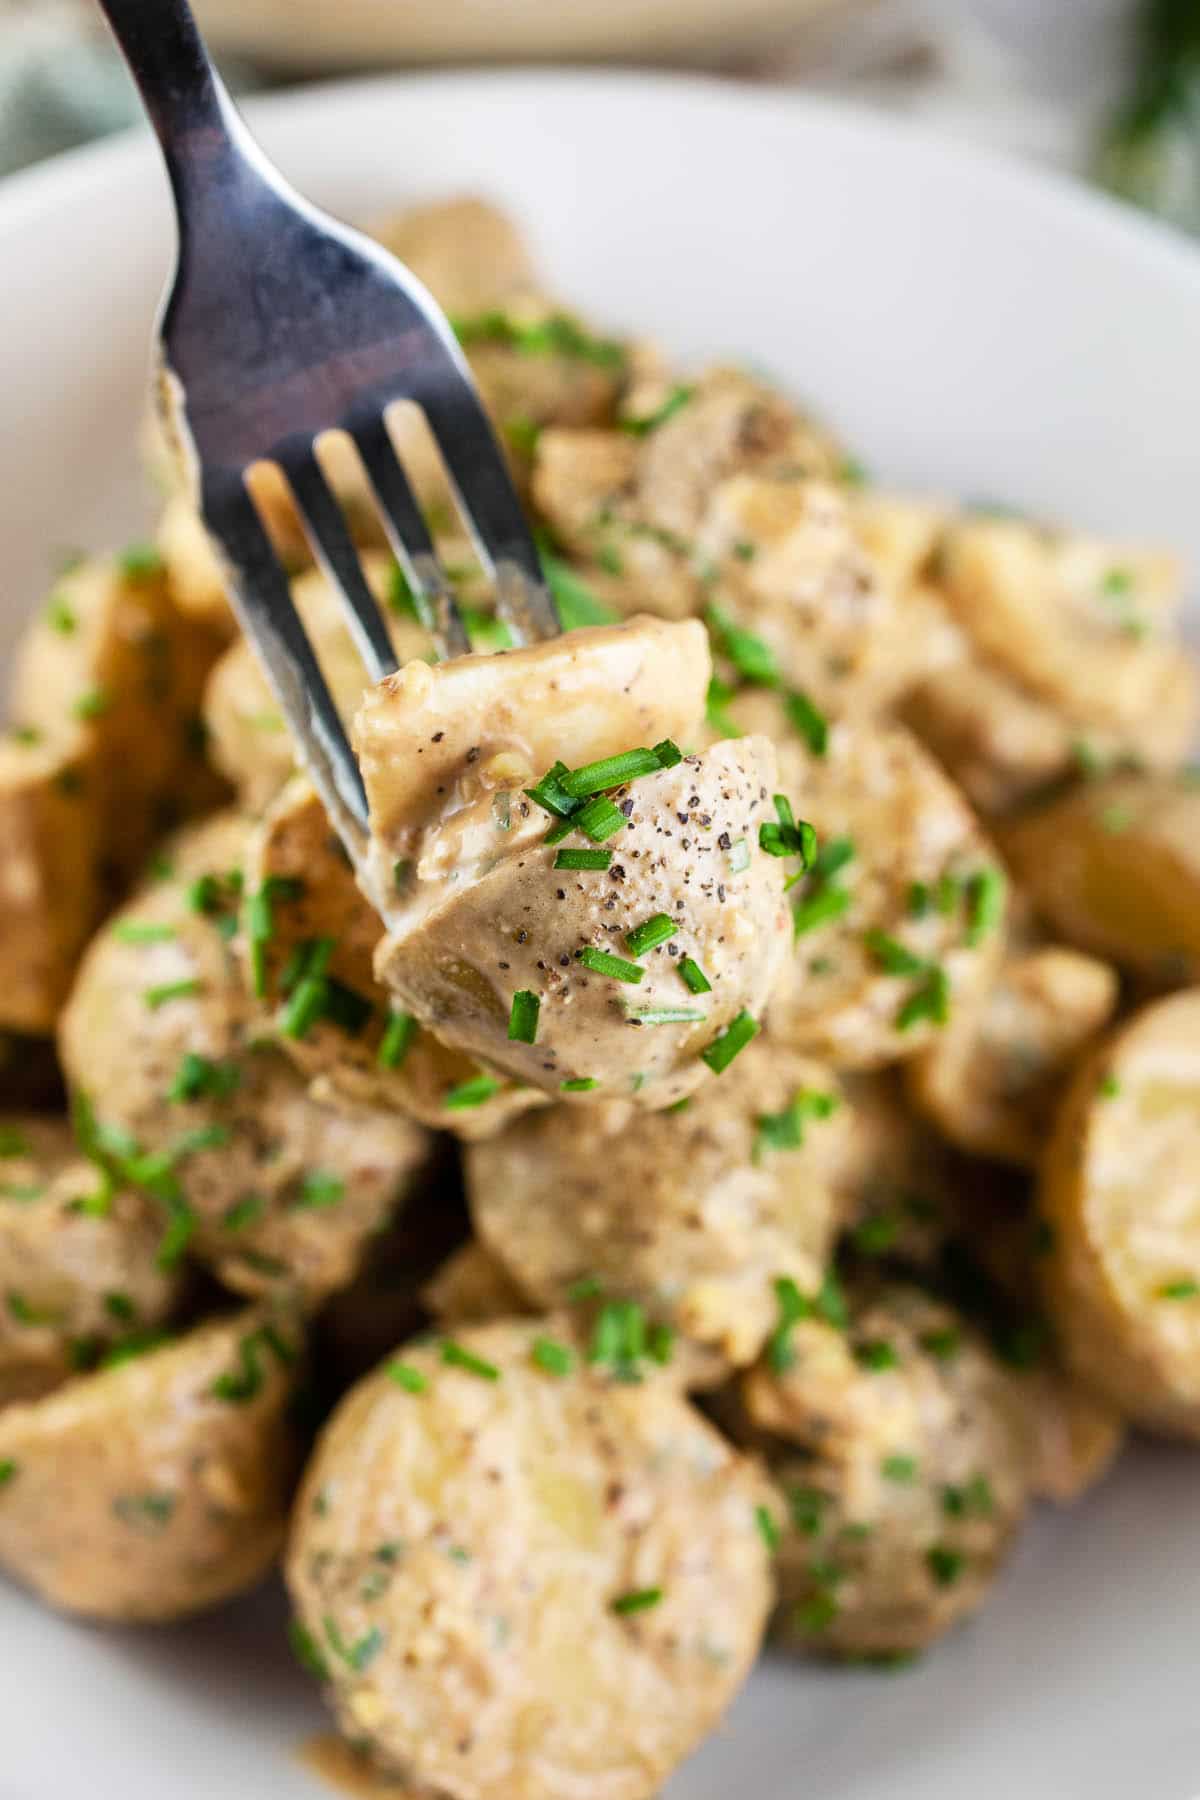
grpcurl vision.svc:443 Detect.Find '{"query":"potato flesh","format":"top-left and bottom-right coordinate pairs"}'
top-left (0, 1308), bottom-right (301, 1620)
top-left (1038, 989), bottom-right (1200, 1439)
top-left (1003, 774), bottom-right (1200, 983)
top-left (286, 1319), bottom-right (770, 1800)
top-left (739, 1282), bottom-right (1031, 1656)
top-left (906, 945), bottom-right (1119, 1167)
top-left (466, 1039), bottom-right (847, 1379)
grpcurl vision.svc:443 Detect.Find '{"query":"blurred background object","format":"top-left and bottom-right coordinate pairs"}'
top-left (1, 0), bottom-right (1194, 238)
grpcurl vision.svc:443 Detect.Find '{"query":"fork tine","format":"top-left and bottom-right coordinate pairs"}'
top-left (203, 478), bottom-right (370, 844)
top-left (411, 375), bottom-right (561, 642)
top-left (350, 414), bottom-right (471, 660)
top-left (280, 447), bottom-right (400, 683)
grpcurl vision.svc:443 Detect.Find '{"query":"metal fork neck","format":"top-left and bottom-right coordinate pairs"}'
top-left (95, 0), bottom-right (247, 210)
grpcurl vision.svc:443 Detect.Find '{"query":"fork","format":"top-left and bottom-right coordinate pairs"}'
top-left (96, 0), bottom-right (560, 855)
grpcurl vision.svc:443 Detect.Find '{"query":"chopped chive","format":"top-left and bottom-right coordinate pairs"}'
top-left (246, 875), bottom-right (304, 996)
top-left (651, 738), bottom-right (682, 769)
top-left (706, 675), bottom-right (743, 739)
top-left (573, 796), bottom-right (627, 843)
top-left (701, 1009), bottom-right (758, 1074)
top-left (727, 837), bottom-right (751, 874)
top-left (908, 881), bottom-right (931, 918)
top-left (143, 979), bottom-right (200, 1010)
top-left (561, 1077), bottom-right (599, 1092)
top-left (378, 1009), bottom-right (418, 1070)
top-left (881, 1454), bottom-right (919, 1483)
top-left (786, 689), bottom-right (829, 756)
top-left (705, 604), bottom-right (780, 687)
top-left (897, 967), bottom-right (950, 1032)
top-left (444, 1075), bottom-right (502, 1111)
top-left (72, 687), bottom-right (110, 721)
top-left (507, 990), bottom-right (541, 1045)
top-left (554, 848), bottom-right (612, 871)
top-left (796, 1591), bottom-right (840, 1632)
top-left (118, 541), bottom-right (164, 580)
top-left (809, 837), bottom-right (856, 883)
top-left (964, 865), bottom-right (1006, 946)
top-left (926, 1546), bottom-right (964, 1588)
top-left (754, 1088), bottom-right (838, 1160)
top-left (767, 1274), bottom-right (811, 1373)
top-left (577, 946), bottom-right (644, 984)
top-left (1096, 1073), bottom-right (1121, 1099)
top-left (852, 1212), bottom-right (900, 1255)
top-left (1158, 1279), bottom-right (1199, 1300)
top-left (625, 913), bottom-right (678, 958)
top-left (441, 1340), bottom-right (501, 1381)
top-left (625, 1006), bottom-right (706, 1025)
top-left (647, 1321), bottom-right (675, 1364)
top-left (45, 594), bottom-right (76, 633)
top-left (677, 956), bottom-right (712, 995)
top-left (388, 1360), bottom-right (428, 1393)
top-left (168, 1052), bottom-right (241, 1103)
top-left (863, 930), bottom-right (926, 976)
top-left (0, 1459), bottom-right (17, 1487)
top-left (537, 543), bottom-right (621, 631)
top-left (113, 921), bottom-right (177, 945)
top-left (531, 1336), bottom-right (574, 1376)
top-left (612, 1587), bottom-right (663, 1616)
top-left (855, 1338), bottom-right (899, 1371)
top-left (755, 1504), bottom-right (781, 1553)
top-left (294, 1172), bottom-right (344, 1210)
top-left (221, 1195), bottom-right (264, 1232)
top-left (462, 607), bottom-right (515, 653)
top-left (561, 748), bottom-right (663, 798)
top-left (566, 1274), bottom-right (604, 1303)
top-left (619, 383), bottom-right (694, 435)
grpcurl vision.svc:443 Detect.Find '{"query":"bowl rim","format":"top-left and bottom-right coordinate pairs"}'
top-left (2, 64), bottom-right (1200, 296)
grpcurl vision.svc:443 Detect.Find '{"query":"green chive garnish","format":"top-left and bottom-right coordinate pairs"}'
top-left (378, 1010), bottom-right (418, 1070)
top-left (573, 796), bottom-right (626, 842)
top-left (554, 848), bottom-right (613, 870)
top-left (143, 979), bottom-right (200, 1010)
top-left (624, 913), bottom-right (678, 958)
top-left (677, 956), bottom-right (712, 995)
top-left (443, 1075), bottom-right (502, 1111)
top-left (561, 1077), bottom-right (599, 1092)
top-left (701, 1009), bottom-right (758, 1073)
top-left (611, 1588), bottom-right (663, 1616)
top-left (441, 1340), bottom-right (501, 1381)
top-left (561, 749), bottom-right (664, 798)
top-left (531, 1336), bottom-right (574, 1376)
top-left (508, 990), bottom-right (540, 1045)
top-left (388, 1361), bottom-right (428, 1393)
top-left (577, 946), bottom-right (644, 984)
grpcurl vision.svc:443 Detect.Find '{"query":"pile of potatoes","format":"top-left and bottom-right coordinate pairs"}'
top-left (2, 196), bottom-right (1198, 1800)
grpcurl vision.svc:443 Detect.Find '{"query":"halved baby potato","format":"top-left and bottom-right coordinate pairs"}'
top-left (58, 813), bottom-right (432, 1302)
top-left (356, 618), bottom-right (790, 1103)
top-left (0, 1116), bottom-right (181, 1407)
top-left (1038, 988), bottom-right (1200, 1440)
top-left (0, 1306), bottom-right (302, 1621)
top-left (8, 549), bottom-right (227, 880)
top-left (905, 518), bottom-right (1197, 812)
top-left (906, 942), bottom-right (1119, 1167)
top-left (1002, 772), bottom-right (1200, 985)
top-left (287, 1317), bottom-right (771, 1800)
top-left (465, 1037), bottom-right (847, 1382)
top-left (718, 690), bottom-right (1006, 1068)
top-left (736, 1279), bottom-right (1032, 1657)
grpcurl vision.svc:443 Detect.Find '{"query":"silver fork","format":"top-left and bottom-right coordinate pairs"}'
top-left (97, 0), bottom-right (559, 855)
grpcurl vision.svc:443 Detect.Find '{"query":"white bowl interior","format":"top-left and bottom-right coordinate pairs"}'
top-left (1, 71), bottom-right (1198, 1800)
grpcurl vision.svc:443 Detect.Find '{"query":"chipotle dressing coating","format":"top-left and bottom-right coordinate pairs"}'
top-left (287, 1317), bottom-right (771, 1800)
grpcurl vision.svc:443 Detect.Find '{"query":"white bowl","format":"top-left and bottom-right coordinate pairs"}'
top-left (1, 70), bottom-right (1199, 1800)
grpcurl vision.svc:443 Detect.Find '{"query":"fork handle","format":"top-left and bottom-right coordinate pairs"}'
top-left (94, 0), bottom-right (246, 208)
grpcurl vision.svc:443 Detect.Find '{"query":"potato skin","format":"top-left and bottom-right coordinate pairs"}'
top-left (466, 1038), bottom-right (846, 1382)
top-left (1038, 990), bottom-right (1200, 1440)
top-left (59, 814), bottom-right (432, 1303)
top-left (0, 1308), bottom-right (301, 1620)
top-left (287, 1317), bottom-right (771, 1800)
top-left (737, 1281), bottom-right (1032, 1657)
top-left (1002, 773), bottom-right (1200, 984)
